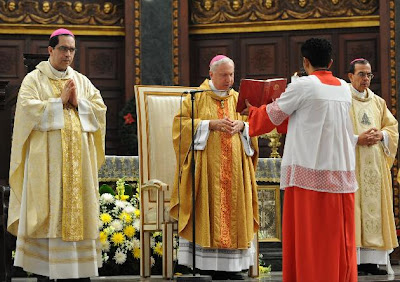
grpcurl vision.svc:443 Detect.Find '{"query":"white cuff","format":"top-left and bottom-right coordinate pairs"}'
top-left (381, 131), bottom-right (390, 156)
top-left (78, 98), bottom-right (100, 132)
top-left (34, 98), bottom-right (64, 131)
top-left (240, 122), bottom-right (255, 157)
top-left (194, 120), bottom-right (210, 150)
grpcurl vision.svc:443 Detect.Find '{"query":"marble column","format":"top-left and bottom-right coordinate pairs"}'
top-left (141, 0), bottom-right (173, 85)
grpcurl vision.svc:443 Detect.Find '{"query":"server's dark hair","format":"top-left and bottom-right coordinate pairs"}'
top-left (301, 38), bottom-right (333, 68)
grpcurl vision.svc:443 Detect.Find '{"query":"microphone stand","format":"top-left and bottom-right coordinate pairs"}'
top-left (177, 90), bottom-right (211, 281)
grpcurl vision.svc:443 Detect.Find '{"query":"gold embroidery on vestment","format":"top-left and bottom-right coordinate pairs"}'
top-left (217, 100), bottom-right (232, 248)
top-left (50, 79), bottom-right (84, 241)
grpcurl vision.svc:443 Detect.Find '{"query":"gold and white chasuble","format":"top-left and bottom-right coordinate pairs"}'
top-left (350, 87), bottom-right (398, 254)
top-left (7, 61), bottom-right (106, 279)
top-left (169, 79), bottom-right (259, 252)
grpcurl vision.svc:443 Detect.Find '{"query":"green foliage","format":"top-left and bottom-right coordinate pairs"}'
top-left (99, 184), bottom-right (115, 195)
top-left (124, 183), bottom-right (134, 198)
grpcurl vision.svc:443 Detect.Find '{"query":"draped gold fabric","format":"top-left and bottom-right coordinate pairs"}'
top-left (350, 87), bottom-right (399, 250)
top-left (7, 61), bottom-right (106, 241)
top-left (169, 79), bottom-right (259, 249)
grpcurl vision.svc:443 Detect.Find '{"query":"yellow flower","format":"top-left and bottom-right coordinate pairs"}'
top-left (111, 232), bottom-right (125, 246)
top-left (154, 242), bottom-right (163, 256)
top-left (100, 213), bottom-right (112, 224)
top-left (99, 231), bottom-right (107, 243)
top-left (124, 225), bottom-right (136, 238)
top-left (120, 212), bottom-right (133, 224)
top-left (116, 195), bottom-right (129, 201)
top-left (259, 265), bottom-right (272, 274)
top-left (134, 209), bottom-right (140, 218)
top-left (152, 231), bottom-right (161, 238)
top-left (132, 247), bottom-right (141, 259)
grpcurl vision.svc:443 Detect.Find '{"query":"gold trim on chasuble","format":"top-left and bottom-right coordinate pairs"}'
top-left (217, 99), bottom-right (233, 248)
top-left (50, 79), bottom-right (84, 241)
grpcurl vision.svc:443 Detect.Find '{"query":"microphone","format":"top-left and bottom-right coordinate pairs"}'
top-left (184, 87), bottom-right (233, 94)
top-left (184, 89), bottom-right (208, 94)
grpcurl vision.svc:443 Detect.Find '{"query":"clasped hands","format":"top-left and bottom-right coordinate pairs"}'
top-left (357, 127), bottom-right (383, 146)
top-left (209, 117), bottom-right (244, 135)
top-left (61, 79), bottom-right (78, 107)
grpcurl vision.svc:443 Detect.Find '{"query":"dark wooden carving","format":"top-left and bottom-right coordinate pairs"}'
top-left (88, 49), bottom-right (117, 79)
top-left (338, 33), bottom-right (380, 95)
top-left (190, 0), bottom-right (378, 24)
top-left (78, 39), bottom-right (124, 155)
top-left (190, 38), bottom-right (235, 88)
top-left (0, 0), bottom-right (123, 26)
top-left (240, 37), bottom-right (287, 79)
top-left (23, 53), bottom-right (49, 73)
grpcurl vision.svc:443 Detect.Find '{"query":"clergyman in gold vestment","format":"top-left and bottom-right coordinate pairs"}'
top-left (7, 28), bottom-right (107, 281)
top-left (169, 55), bottom-right (259, 280)
top-left (348, 58), bottom-right (399, 275)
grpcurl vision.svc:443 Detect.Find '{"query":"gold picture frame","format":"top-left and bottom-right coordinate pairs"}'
top-left (257, 185), bottom-right (281, 242)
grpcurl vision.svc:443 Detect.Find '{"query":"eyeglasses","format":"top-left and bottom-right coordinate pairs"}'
top-left (56, 46), bottom-right (77, 53)
top-left (356, 72), bottom-right (374, 79)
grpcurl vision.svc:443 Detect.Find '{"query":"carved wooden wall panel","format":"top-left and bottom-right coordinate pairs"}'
top-left (240, 37), bottom-right (287, 80)
top-left (29, 39), bottom-right (49, 54)
top-left (190, 38), bottom-right (235, 86)
top-left (79, 39), bottom-right (124, 154)
top-left (0, 40), bottom-right (24, 80)
top-left (288, 34), bottom-right (333, 75)
top-left (338, 33), bottom-right (380, 95)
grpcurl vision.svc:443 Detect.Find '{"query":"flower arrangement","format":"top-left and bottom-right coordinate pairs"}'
top-left (259, 254), bottom-right (272, 276)
top-left (98, 178), bottom-right (165, 275)
top-left (118, 97), bottom-right (138, 155)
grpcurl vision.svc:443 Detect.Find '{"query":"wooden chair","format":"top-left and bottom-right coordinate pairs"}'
top-left (135, 85), bottom-right (195, 278)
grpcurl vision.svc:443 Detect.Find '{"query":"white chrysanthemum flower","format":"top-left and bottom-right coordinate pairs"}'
top-left (132, 238), bottom-right (140, 249)
top-left (102, 253), bottom-right (109, 263)
top-left (100, 193), bottom-right (115, 204)
top-left (111, 220), bottom-right (123, 231)
top-left (133, 219), bottom-right (140, 231)
top-left (151, 256), bottom-right (156, 266)
top-left (150, 237), bottom-right (156, 248)
top-left (114, 250), bottom-right (127, 265)
top-left (125, 241), bottom-right (134, 251)
top-left (123, 205), bottom-right (135, 214)
top-left (98, 219), bottom-right (104, 229)
top-left (115, 200), bottom-right (127, 209)
top-left (101, 240), bottom-right (110, 252)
